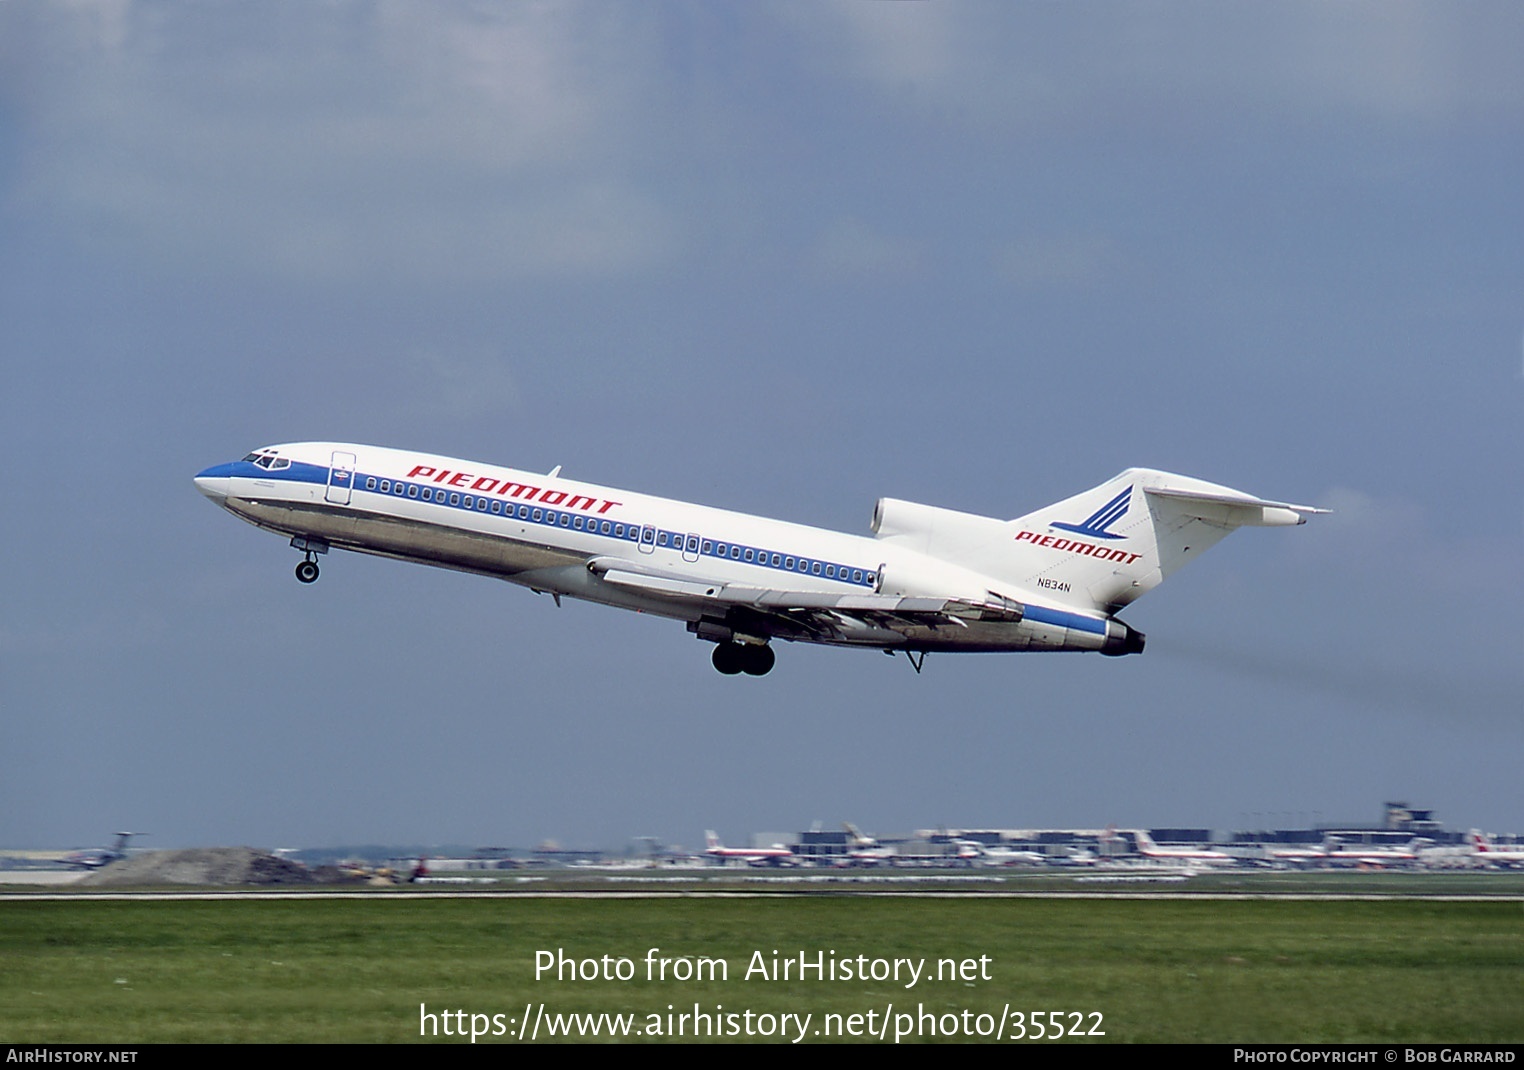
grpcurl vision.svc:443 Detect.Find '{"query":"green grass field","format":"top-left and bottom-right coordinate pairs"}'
top-left (3, 893), bottom-right (1522, 1043)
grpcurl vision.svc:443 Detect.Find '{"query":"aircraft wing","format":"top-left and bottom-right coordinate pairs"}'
top-left (587, 557), bottom-right (1023, 643)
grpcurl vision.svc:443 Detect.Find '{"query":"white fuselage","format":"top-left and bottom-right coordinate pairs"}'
top-left (195, 442), bottom-right (1128, 656)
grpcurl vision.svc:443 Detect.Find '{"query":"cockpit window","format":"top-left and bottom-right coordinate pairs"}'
top-left (242, 449), bottom-right (290, 471)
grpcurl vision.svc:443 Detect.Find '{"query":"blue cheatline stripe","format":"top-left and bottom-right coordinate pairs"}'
top-left (232, 457), bottom-right (879, 590)
top-left (1021, 604), bottom-right (1107, 635)
top-left (212, 459), bottom-right (333, 486)
top-left (353, 470), bottom-right (879, 588)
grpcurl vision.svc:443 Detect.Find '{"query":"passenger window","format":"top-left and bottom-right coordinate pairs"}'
top-left (408, 485), bottom-right (418, 498)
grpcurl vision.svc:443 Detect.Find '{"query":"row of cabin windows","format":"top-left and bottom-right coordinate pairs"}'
top-left (360, 474), bottom-right (875, 587)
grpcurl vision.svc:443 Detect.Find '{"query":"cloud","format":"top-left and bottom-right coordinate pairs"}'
top-left (805, 217), bottom-right (920, 281)
top-left (6, 2), bottom-right (678, 283)
top-left (790, 3), bottom-right (1524, 130)
top-left (993, 232), bottom-right (1117, 288)
top-left (388, 345), bottom-right (520, 422)
top-left (820, 1), bottom-right (960, 93)
top-left (1295, 487), bottom-right (1520, 601)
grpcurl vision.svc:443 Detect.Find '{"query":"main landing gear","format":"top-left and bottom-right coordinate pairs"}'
top-left (711, 642), bottom-right (775, 677)
top-left (290, 536), bottom-right (329, 584)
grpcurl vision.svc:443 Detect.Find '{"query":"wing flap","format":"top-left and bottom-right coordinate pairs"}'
top-left (591, 557), bottom-right (1024, 630)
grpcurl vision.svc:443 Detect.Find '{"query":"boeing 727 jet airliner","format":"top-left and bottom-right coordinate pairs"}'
top-left (194, 444), bottom-right (1324, 675)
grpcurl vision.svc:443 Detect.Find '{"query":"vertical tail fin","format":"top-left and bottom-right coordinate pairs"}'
top-left (998, 469), bottom-right (1325, 613)
top-left (871, 469), bottom-right (1323, 614)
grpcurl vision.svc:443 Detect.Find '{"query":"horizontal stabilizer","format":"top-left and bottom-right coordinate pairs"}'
top-left (1144, 486), bottom-right (1328, 528)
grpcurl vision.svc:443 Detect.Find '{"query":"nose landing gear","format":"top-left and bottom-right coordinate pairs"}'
top-left (289, 536), bottom-right (330, 584)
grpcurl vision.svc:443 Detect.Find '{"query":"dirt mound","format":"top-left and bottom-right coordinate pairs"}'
top-left (79, 847), bottom-right (315, 887)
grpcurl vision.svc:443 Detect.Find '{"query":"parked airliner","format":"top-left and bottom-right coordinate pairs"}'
top-left (1132, 830), bottom-right (1236, 866)
top-left (964, 841), bottom-right (1047, 867)
top-left (194, 443), bottom-right (1324, 675)
top-left (1467, 831), bottom-right (1524, 868)
top-left (841, 822), bottom-right (897, 866)
top-left (704, 831), bottom-right (797, 867)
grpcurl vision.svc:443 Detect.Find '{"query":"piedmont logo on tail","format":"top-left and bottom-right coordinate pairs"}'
top-left (1051, 485), bottom-right (1133, 540)
top-left (195, 444), bottom-right (1325, 676)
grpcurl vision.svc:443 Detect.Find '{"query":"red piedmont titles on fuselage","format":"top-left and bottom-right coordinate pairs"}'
top-left (406, 465), bottom-right (623, 516)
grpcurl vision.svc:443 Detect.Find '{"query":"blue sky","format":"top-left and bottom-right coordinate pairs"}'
top-left (2, 1), bottom-right (1520, 852)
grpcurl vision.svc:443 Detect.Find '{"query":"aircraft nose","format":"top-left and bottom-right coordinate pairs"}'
top-left (194, 462), bottom-right (236, 501)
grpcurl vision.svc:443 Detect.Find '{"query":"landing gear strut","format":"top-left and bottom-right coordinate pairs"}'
top-left (290, 536), bottom-right (329, 584)
top-left (711, 642), bottom-right (775, 676)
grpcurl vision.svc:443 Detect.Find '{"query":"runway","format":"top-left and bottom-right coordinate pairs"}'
top-left (0, 871), bottom-right (87, 886)
top-left (6, 889), bottom-right (1524, 903)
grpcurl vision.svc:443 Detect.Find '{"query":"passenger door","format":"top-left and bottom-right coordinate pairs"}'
top-left (326, 450), bottom-right (357, 505)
